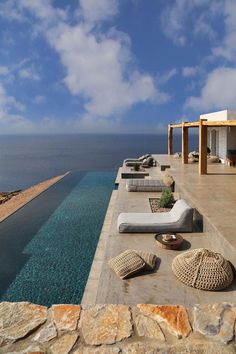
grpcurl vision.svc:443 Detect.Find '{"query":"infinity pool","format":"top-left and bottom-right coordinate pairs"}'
top-left (0, 171), bottom-right (115, 306)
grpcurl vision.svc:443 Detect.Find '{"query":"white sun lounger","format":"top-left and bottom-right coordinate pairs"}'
top-left (117, 199), bottom-right (193, 233)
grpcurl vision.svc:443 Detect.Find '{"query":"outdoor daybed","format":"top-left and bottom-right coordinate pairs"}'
top-left (117, 199), bottom-right (193, 233)
top-left (126, 173), bottom-right (174, 192)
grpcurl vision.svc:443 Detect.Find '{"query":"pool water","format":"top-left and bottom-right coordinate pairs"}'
top-left (0, 171), bottom-right (115, 306)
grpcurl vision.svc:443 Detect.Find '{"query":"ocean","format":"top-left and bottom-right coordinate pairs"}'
top-left (0, 134), bottom-right (198, 191)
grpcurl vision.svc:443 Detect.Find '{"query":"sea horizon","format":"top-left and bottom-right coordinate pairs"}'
top-left (0, 133), bottom-right (199, 191)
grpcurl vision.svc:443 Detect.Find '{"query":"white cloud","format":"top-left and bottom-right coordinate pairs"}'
top-left (182, 66), bottom-right (199, 77)
top-left (0, 84), bottom-right (24, 111)
top-left (185, 67), bottom-right (236, 111)
top-left (0, 66), bottom-right (10, 76)
top-left (0, 83), bottom-right (32, 133)
top-left (193, 14), bottom-right (217, 39)
top-left (161, 0), bottom-right (223, 46)
top-left (0, 0), bottom-right (67, 33)
top-left (0, 0), bottom-right (170, 132)
top-left (0, 0), bottom-right (25, 21)
top-left (79, 0), bottom-right (118, 24)
top-left (161, 2), bottom-right (186, 46)
top-left (213, 0), bottom-right (236, 60)
top-left (48, 24), bottom-right (159, 117)
top-left (34, 95), bottom-right (46, 104)
top-left (158, 68), bottom-right (178, 85)
top-left (18, 68), bottom-right (40, 81)
top-left (21, 0), bottom-right (66, 24)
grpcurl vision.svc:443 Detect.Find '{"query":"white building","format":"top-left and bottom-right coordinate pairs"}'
top-left (200, 110), bottom-right (236, 163)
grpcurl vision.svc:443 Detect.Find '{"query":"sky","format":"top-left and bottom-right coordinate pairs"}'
top-left (0, 0), bottom-right (236, 134)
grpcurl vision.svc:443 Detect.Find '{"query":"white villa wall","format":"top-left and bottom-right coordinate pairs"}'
top-left (208, 127), bottom-right (227, 160)
top-left (202, 110), bottom-right (236, 162)
top-left (219, 127), bottom-right (227, 161)
top-left (200, 109), bottom-right (236, 121)
top-left (200, 110), bottom-right (228, 121)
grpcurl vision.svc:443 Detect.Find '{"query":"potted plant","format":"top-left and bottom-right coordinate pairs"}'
top-left (159, 188), bottom-right (174, 208)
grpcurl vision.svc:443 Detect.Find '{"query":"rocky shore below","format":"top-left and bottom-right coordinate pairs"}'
top-left (0, 172), bottom-right (69, 222)
top-left (0, 190), bottom-right (22, 204)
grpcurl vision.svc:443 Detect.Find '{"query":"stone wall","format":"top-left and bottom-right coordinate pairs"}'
top-left (0, 302), bottom-right (236, 354)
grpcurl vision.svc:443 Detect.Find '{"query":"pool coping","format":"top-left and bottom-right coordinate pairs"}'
top-left (81, 189), bottom-right (118, 304)
top-left (0, 171), bottom-right (70, 223)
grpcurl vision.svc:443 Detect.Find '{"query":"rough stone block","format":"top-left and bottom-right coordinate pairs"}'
top-left (122, 342), bottom-right (158, 354)
top-left (137, 304), bottom-right (191, 338)
top-left (135, 314), bottom-right (165, 341)
top-left (81, 305), bottom-right (132, 345)
top-left (72, 346), bottom-right (121, 354)
top-left (50, 304), bottom-right (81, 331)
top-left (194, 303), bottom-right (236, 344)
top-left (0, 302), bottom-right (47, 344)
top-left (4, 344), bottom-right (45, 354)
top-left (33, 323), bottom-right (57, 343)
top-left (49, 332), bottom-right (78, 354)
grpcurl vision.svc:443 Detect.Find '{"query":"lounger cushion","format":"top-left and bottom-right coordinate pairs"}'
top-left (142, 156), bottom-right (154, 167)
top-left (108, 250), bottom-right (146, 279)
top-left (117, 199), bottom-right (193, 233)
top-left (161, 173), bottom-right (174, 188)
top-left (126, 179), bottom-right (168, 192)
top-left (125, 154), bottom-right (151, 164)
top-left (125, 160), bottom-right (143, 166)
top-left (135, 251), bottom-right (157, 270)
top-left (138, 154), bottom-right (151, 161)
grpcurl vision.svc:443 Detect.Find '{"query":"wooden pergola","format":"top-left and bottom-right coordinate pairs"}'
top-left (168, 119), bottom-right (236, 175)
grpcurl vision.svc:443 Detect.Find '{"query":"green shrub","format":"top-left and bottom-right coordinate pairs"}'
top-left (159, 188), bottom-right (174, 208)
top-left (133, 163), bottom-right (140, 171)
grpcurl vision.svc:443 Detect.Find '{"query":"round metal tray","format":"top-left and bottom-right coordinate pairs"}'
top-left (155, 233), bottom-right (183, 250)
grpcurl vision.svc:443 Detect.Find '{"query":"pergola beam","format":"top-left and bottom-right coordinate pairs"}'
top-left (169, 118), bottom-right (236, 175)
top-left (168, 124), bottom-right (173, 155)
top-left (182, 123), bottom-right (188, 164)
top-left (170, 123), bottom-right (182, 128)
top-left (199, 119), bottom-right (207, 175)
top-left (202, 120), bottom-right (236, 127)
top-left (170, 120), bottom-right (236, 129)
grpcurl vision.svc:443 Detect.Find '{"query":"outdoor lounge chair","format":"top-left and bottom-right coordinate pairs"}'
top-left (124, 154), bottom-right (151, 164)
top-left (117, 199), bottom-right (193, 233)
top-left (125, 156), bottom-right (155, 167)
top-left (126, 177), bottom-right (174, 192)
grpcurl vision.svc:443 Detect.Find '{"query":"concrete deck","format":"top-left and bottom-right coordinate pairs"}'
top-left (83, 155), bottom-right (236, 305)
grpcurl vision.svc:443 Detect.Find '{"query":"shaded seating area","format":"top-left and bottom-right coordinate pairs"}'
top-left (226, 149), bottom-right (236, 166)
top-left (117, 199), bottom-right (193, 233)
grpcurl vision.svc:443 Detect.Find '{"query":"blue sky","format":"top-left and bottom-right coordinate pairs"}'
top-left (0, 0), bottom-right (236, 134)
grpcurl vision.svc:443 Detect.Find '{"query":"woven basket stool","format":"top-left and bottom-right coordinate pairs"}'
top-left (172, 248), bottom-right (233, 291)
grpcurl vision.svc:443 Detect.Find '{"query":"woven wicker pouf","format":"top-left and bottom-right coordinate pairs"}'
top-left (172, 248), bottom-right (234, 291)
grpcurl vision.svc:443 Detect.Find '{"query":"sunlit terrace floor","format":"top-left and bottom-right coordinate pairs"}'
top-left (82, 155), bottom-right (236, 305)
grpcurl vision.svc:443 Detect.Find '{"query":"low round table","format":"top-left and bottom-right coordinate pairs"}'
top-left (155, 233), bottom-right (183, 250)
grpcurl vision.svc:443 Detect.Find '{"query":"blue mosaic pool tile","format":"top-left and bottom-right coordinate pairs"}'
top-left (1, 171), bottom-right (115, 306)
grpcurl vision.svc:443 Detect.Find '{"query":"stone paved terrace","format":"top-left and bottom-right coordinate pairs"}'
top-left (0, 302), bottom-right (236, 353)
top-left (1, 157), bottom-right (236, 353)
top-left (82, 154), bottom-right (236, 305)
